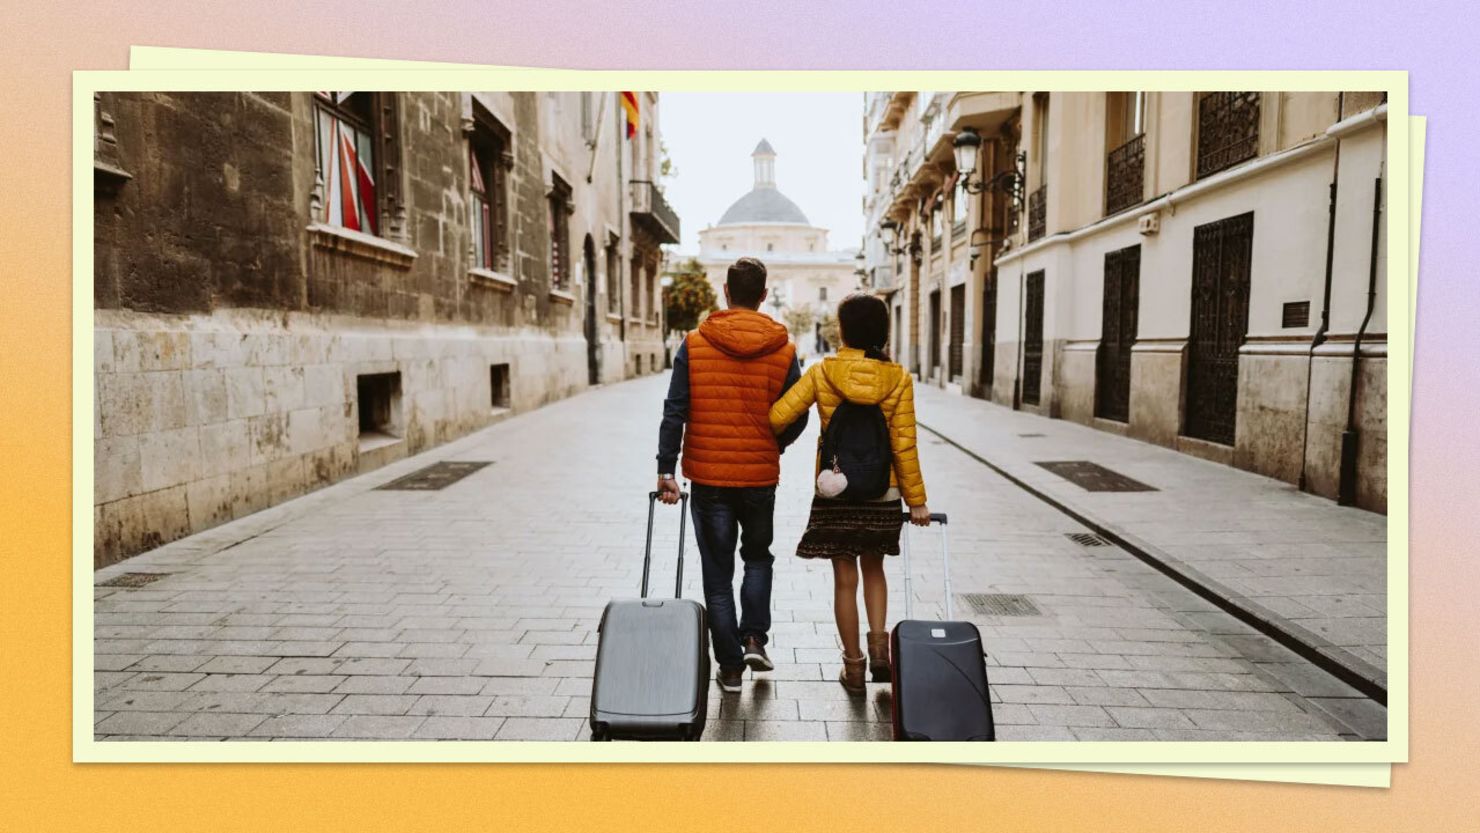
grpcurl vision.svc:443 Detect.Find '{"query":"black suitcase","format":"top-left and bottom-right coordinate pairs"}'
top-left (890, 512), bottom-right (996, 741)
top-left (589, 491), bottom-right (709, 741)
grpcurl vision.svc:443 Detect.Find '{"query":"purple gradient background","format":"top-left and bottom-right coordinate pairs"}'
top-left (1, 1), bottom-right (1473, 828)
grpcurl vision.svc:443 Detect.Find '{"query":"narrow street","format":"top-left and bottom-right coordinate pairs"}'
top-left (94, 372), bottom-right (1385, 742)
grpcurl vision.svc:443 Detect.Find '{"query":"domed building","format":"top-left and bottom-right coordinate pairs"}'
top-left (686, 139), bottom-right (861, 359)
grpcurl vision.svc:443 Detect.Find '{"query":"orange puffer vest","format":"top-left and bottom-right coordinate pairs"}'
top-left (682, 308), bottom-right (797, 488)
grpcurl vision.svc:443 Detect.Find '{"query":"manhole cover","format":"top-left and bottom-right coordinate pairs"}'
top-left (1066, 532), bottom-right (1112, 547)
top-left (1035, 461), bottom-right (1157, 492)
top-left (98, 572), bottom-right (170, 588)
top-left (376, 461), bottom-right (493, 491)
top-left (1018, 433), bottom-right (1046, 438)
top-left (961, 593), bottom-right (1042, 617)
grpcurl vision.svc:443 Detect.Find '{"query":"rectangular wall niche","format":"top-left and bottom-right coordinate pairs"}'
top-left (357, 371), bottom-right (403, 446)
top-left (490, 363), bottom-right (511, 410)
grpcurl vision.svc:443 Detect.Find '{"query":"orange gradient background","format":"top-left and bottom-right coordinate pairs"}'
top-left (2, 2), bottom-right (1472, 829)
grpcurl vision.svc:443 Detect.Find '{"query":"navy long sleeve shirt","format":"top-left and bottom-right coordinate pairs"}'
top-left (656, 341), bottom-right (807, 475)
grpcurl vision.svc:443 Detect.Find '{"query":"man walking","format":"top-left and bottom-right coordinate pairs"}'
top-left (656, 257), bottom-right (807, 693)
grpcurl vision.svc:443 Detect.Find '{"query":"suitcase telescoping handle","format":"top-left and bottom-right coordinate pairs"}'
top-left (900, 512), bottom-right (950, 620)
top-left (642, 490), bottom-right (689, 599)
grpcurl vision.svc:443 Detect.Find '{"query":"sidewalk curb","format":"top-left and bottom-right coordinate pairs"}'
top-left (918, 421), bottom-right (1388, 706)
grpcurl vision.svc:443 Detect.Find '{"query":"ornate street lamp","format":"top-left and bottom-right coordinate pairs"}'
top-left (880, 219), bottom-right (908, 256)
top-left (955, 127), bottom-right (1026, 208)
top-left (953, 127), bottom-right (984, 193)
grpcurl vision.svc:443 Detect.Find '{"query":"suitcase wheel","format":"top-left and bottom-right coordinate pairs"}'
top-left (590, 727), bottom-right (611, 742)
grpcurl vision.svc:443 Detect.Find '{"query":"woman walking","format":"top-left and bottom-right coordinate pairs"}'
top-left (769, 293), bottom-right (930, 695)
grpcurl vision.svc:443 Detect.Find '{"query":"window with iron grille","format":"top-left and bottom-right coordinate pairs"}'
top-left (1105, 92), bottom-right (1146, 216)
top-left (1027, 186), bottom-right (1047, 242)
top-left (980, 271), bottom-right (997, 396)
top-left (1185, 213), bottom-right (1254, 445)
top-left (1023, 270), bottom-right (1045, 405)
top-left (314, 92), bottom-right (400, 236)
top-left (548, 175), bottom-right (573, 290)
top-left (469, 112), bottom-right (511, 271)
top-left (1196, 92), bottom-right (1261, 180)
top-left (1096, 245), bottom-right (1140, 422)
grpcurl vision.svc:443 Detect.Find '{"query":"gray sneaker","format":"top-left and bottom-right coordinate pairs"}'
top-left (742, 636), bottom-right (774, 672)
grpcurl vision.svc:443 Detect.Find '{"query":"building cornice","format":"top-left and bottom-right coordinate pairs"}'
top-left (994, 104), bottom-right (1388, 269)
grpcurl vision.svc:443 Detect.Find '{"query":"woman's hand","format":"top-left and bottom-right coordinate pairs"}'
top-left (909, 504), bottom-right (931, 527)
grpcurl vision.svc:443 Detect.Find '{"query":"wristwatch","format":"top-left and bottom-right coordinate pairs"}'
top-left (658, 473), bottom-right (676, 482)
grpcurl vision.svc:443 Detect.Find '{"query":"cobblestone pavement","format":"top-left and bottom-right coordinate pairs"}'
top-left (93, 373), bottom-right (1386, 742)
top-left (914, 384), bottom-right (1389, 695)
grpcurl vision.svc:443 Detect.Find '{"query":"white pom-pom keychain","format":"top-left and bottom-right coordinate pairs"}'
top-left (816, 455), bottom-right (848, 498)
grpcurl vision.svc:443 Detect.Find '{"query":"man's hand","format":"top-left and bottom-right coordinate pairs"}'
top-left (657, 476), bottom-right (682, 505)
top-left (909, 504), bottom-right (931, 527)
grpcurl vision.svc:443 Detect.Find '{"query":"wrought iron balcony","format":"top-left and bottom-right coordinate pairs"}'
top-left (1027, 185), bottom-right (1047, 242)
top-left (1105, 133), bottom-right (1145, 215)
top-left (629, 179), bottom-right (680, 245)
top-left (1196, 91), bottom-right (1261, 180)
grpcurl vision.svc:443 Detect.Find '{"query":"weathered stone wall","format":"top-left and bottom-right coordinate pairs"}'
top-left (93, 309), bottom-right (587, 565)
top-left (93, 91), bottom-right (665, 564)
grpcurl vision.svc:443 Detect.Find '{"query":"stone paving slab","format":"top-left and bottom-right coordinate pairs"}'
top-left (93, 373), bottom-right (1385, 742)
top-left (914, 384), bottom-right (1388, 696)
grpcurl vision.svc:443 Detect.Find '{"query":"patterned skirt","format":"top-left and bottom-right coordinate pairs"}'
top-left (795, 495), bottom-right (906, 560)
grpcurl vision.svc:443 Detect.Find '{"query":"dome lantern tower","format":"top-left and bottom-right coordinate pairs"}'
top-left (752, 138), bottom-right (776, 189)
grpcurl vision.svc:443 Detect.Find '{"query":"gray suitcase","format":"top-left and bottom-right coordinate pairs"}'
top-left (890, 512), bottom-right (996, 741)
top-left (589, 491), bottom-right (709, 741)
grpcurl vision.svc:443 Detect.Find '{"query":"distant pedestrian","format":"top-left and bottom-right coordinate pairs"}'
top-left (655, 257), bottom-right (808, 694)
top-left (769, 292), bottom-right (930, 695)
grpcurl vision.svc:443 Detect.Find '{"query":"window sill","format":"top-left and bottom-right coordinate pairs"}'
top-left (606, 313), bottom-right (625, 324)
top-left (308, 223), bottom-right (417, 269)
top-left (548, 289), bottom-right (577, 305)
top-left (469, 267), bottom-right (517, 291)
top-left (358, 431), bottom-right (403, 453)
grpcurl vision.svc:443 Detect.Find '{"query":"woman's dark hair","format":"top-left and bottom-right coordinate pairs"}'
top-left (837, 292), bottom-right (890, 361)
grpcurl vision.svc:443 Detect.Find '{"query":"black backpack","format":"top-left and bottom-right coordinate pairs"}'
top-left (818, 399), bottom-right (892, 501)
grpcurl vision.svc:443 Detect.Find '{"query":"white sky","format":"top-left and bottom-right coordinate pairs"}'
top-left (659, 92), bottom-right (866, 255)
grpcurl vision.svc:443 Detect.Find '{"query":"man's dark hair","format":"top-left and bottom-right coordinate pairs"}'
top-left (726, 257), bottom-right (768, 308)
top-left (837, 292), bottom-right (891, 361)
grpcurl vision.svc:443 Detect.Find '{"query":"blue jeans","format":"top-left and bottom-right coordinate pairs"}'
top-left (690, 483), bottom-right (776, 670)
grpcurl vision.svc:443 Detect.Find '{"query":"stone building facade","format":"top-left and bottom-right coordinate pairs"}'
top-left (92, 90), bottom-right (678, 565)
top-left (862, 90), bottom-right (1388, 512)
top-left (690, 140), bottom-right (861, 362)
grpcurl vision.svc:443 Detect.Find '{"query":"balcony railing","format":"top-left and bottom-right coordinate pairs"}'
top-left (1027, 185), bottom-right (1047, 242)
top-left (629, 180), bottom-right (680, 245)
top-left (1196, 91), bottom-right (1261, 180)
top-left (1105, 133), bottom-right (1146, 215)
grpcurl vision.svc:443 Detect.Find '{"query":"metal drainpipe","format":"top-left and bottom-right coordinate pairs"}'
top-left (1298, 94), bottom-right (1342, 494)
top-left (1338, 173), bottom-right (1383, 507)
top-left (615, 95), bottom-right (626, 345)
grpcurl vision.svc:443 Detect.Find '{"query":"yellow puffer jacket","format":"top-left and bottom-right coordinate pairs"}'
top-left (768, 347), bottom-right (927, 507)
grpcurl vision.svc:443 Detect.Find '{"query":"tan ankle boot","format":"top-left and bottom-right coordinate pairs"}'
top-left (839, 653), bottom-right (867, 696)
top-left (866, 631), bottom-right (892, 683)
